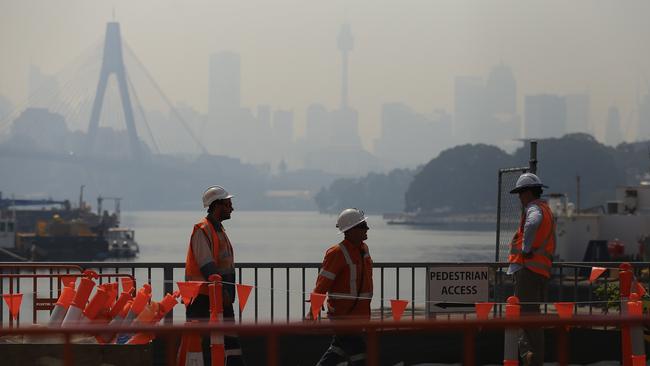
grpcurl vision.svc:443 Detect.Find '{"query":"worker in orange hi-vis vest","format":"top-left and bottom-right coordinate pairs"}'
top-left (507, 173), bottom-right (556, 366)
top-left (184, 185), bottom-right (245, 366)
top-left (312, 208), bottom-right (373, 366)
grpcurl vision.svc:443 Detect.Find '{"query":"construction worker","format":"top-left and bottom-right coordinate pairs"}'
top-left (508, 173), bottom-right (556, 366)
top-left (313, 208), bottom-right (373, 366)
top-left (184, 185), bottom-right (245, 365)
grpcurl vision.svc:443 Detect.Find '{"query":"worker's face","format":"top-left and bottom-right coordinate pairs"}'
top-left (518, 190), bottom-right (534, 207)
top-left (345, 221), bottom-right (369, 243)
top-left (214, 199), bottom-right (233, 221)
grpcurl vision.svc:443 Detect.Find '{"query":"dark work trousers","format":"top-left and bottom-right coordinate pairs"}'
top-left (316, 334), bottom-right (367, 366)
top-left (514, 267), bottom-right (548, 366)
top-left (186, 294), bottom-right (246, 366)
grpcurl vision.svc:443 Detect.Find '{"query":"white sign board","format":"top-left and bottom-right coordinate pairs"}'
top-left (426, 266), bottom-right (489, 314)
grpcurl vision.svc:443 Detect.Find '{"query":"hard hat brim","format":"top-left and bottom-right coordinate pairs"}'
top-left (337, 217), bottom-right (367, 234)
top-left (509, 184), bottom-right (548, 194)
top-left (202, 194), bottom-right (234, 207)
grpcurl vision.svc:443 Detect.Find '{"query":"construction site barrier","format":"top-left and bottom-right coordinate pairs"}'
top-left (0, 316), bottom-right (649, 366)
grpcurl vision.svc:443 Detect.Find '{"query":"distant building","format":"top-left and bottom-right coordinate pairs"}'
top-left (304, 103), bottom-right (331, 148)
top-left (638, 91), bottom-right (650, 141)
top-left (565, 94), bottom-right (590, 134)
top-left (454, 64), bottom-right (521, 149)
top-left (10, 108), bottom-right (68, 152)
top-left (374, 103), bottom-right (452, 168)
top-left (208, 52), bottom-right (241, 119)
top-left (272, 110), bottom-right (294, 145)
top-left (28, 65), bottom-right (61, 109)
top-left (454, 76), bottom-right (485, 143)
top-left (485, 63), bottom-right (516, 116)
top-left (524, 94), bottom-right (567, 138)
top-left (605, 106), bottom-right (623, 146)
top-left (0, 94), bottom-right (13, 122)
top-left (257, 105), bottom-right (271, 129)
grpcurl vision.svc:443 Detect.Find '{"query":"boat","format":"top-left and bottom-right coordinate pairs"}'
top-left (383, 211), bottom-right (496, 230)
top-left (0, 190), bottom-right (139, 261)
top-left (106, 227), bottom-right (139, 258)
top-left (549, 182), bottom-right (650, 262)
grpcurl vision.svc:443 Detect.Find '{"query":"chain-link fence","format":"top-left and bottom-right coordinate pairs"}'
top-left (495, 167), bottom-right (528, 262)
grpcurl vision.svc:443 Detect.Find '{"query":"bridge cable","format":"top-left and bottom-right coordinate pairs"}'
top-left (125, 70), bottom-right (160, 155)
top-left (123, 41), bottom-right (208, 155)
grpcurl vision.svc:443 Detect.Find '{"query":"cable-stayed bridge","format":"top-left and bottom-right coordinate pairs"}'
top-left (0, 22), bottom-right (206, 162)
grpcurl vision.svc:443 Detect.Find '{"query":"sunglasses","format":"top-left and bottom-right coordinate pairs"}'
top-left (352, 222), bottom-right (369, 230)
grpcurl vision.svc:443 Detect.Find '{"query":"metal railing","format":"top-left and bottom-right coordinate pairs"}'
top-left (2, 261), bottom-right (648, 326)
top-left (0, 315), bottom-right (647, 366)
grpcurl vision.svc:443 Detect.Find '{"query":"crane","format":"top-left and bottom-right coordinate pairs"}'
top-left (97, 196), bottom-right (122, 226)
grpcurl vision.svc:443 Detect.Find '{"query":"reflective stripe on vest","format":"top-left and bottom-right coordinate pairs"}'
top-left (338, 243), bottom-right (357, 296)
top-left (185, 218), bottom-right (234, 293)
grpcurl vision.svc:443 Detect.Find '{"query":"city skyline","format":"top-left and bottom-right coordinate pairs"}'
top-left (2, 1), bottom-right (650, 150)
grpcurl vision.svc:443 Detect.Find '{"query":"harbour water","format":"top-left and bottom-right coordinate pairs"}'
top-left (121, 210), bottom-right (496, 263)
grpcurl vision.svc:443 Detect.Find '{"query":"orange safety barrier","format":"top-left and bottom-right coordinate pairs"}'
top-left (503, 296), bottom-right (520, 366)
top-left (208, 275), bottom-right (225, 366)
top-left (2, 316), bottom-right (650, 366)
top-left (628, 293), bottom-right (646, 366)
top-left (0, 270), bottom-right (136, 325)
top-left (620, 262), bottom-right (634, 366)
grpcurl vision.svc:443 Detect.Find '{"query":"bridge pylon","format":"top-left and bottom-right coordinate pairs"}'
top-left (86, 22), bottom-right (141, 160)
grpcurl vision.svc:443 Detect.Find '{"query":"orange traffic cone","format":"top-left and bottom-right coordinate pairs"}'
top-left (208, 275), bottom-right (225, 366)
top-left (47, 286), bottom-right (76, 327)
top-left (178, 325), bottom-right (204, 366)
top-left (61, 276), bottom-right (95, 326)
top-left (127, 292), bottom-right (180, 345)
top-left (123, 284), bottom-right (152, 325)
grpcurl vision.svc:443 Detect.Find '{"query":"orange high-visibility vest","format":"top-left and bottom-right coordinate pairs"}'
top-left (508, 199), bottom-right (556, 278)
top-left (314, 240), bottom-right (373, 318)
top-left (185, 218), bottom-right (234, 295)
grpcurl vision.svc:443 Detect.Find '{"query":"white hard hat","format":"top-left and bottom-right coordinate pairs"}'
top-left (336, 208), bottom-right (367, 233)
top-left (510, 173), bottom-right (548, 194)
top-left (202, 185), bottom-right (233, 208)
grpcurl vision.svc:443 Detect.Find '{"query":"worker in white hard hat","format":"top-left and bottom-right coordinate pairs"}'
top-left (312, 208), bottom-right (373, 366)
top-left (508, 173), bottom-right (556, 366)
top-left (184, 185), bottom-right (246, 365)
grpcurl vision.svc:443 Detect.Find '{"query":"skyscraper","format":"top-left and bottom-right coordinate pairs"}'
top-left (638, 91), bottom-right (650, 141)
top-left (524, 94), bottom-right (567, 138)
top-left (208, 52), bottom-right (241, 120)
top-left (454, 76), bottom-right (485, 143)
top-left (605, 106), bottom-right (623, 146)
top-left (565, 94), bottom-right (590, 134)
top-left (485, 63), bottom-right (516, 116)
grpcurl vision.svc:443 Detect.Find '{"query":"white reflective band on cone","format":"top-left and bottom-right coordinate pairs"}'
top-left (123, 310), bottom-right (137, 324)
top-left (47, 305), bottom-right (68, 327)
top-left (61, 306), bottom-right (84, 327)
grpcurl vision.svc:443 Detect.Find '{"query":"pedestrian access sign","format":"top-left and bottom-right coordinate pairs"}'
top-left (426, 266), bottom-right (489, 314)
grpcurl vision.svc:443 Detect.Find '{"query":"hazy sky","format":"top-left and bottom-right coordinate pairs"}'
top-left (2, 0), bottom-right (650, 147)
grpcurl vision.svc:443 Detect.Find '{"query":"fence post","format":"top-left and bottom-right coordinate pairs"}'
top-left (628, 292), bottom-right (646, 366)
top-left (503, 296), bottom-right (520, 366)
top-left (164, 266), bottom-right (174, 324)
top-left (620, 262), bottom-right (633, 366)
top-left (208, 274), bottom-right (225, 366)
